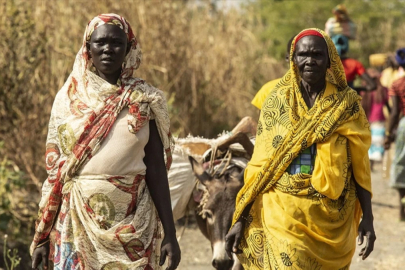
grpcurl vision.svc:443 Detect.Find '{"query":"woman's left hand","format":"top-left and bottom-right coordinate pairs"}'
top-left (159, 234), bottom-right (181, 270)
top-left (357, 217), bottom-right (376, 260)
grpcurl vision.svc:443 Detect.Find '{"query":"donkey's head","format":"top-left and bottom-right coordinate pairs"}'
top-left (189, 156), bottom-right (244, 270)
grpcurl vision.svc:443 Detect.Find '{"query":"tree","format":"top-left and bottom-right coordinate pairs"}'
top-left (247, 0), bottom-right (405, 64)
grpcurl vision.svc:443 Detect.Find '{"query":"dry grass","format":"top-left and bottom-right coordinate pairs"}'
top-left (1, 0), bottom-right (285, 180)
top-left (2, 1), bottom-right (405, 266)
top-left (0, 0), bottom-right (284, 252)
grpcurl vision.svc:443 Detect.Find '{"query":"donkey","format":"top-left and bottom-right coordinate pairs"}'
top-left (169, 117), bottom-right (256, 269)
top-left (186, 131), bottom-right (254, 270)
top-left (189, 155), bottom-right (245, 270)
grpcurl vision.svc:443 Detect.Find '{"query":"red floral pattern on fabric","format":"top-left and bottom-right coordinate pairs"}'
top-left (128, 102), bottom-right (150, 133)
top-left (107, 175), bottom-right (144, 215)
top-left (31, 14), bottom-right (172, 269)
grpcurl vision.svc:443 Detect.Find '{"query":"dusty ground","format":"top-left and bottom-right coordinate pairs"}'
top-left (5, 162), bottom-right (403, 270)
top-left (175, 162), bottom-right (405, 270)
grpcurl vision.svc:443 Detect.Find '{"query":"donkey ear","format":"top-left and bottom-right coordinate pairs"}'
top-left (188, 156), bottom-right (212, 186)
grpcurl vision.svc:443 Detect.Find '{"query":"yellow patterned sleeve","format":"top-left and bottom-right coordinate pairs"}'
top-left (251, 79), bottom-right (280, 110)
top-left (337, 106), bottom-right (372, 195)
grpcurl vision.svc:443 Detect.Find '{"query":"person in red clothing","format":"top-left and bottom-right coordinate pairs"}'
top-left (361, 69), bottom-right (389, 171)
top-left (385, 48), bottom-right (405, 220)
top-left (332, 34), bottom-right (376, 93)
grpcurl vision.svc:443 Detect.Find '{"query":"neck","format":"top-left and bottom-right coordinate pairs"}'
top-left (300, 79), bottom-right (326, 94)
top-left (97, 70), bottom-right (121, 85)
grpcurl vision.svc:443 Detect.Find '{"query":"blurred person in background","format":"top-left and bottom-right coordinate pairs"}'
top-left (30, 14), bottom-right (180, 270)
top-left (361, 68), bottom-right (389, 171)
top-left (331, 34), bottom-right (376, 94)
top-left (325, 4), bottom-right (357, 40)
top-left (380, 54), bottom-right (403, 89)
top-left (225, 28), bottom-right (375, 269)
top-left (384, 48), bottom-right (405, 221)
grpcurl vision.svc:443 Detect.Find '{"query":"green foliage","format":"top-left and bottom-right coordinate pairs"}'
top-left (2, 235), bottom-right (21, 270)
top-left (0, 142), bottom-right (29, 242)
top-left (249, 0), bottom-right (341, 59)
top-left (249, 0), bottom-right (405, 65)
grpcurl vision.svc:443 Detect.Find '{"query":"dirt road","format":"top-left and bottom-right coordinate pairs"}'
top-left (175, 162), bottom-right (405, 270)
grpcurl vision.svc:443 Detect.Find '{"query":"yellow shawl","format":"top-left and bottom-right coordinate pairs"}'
top-left (233, 29), bottom-right (371, 269)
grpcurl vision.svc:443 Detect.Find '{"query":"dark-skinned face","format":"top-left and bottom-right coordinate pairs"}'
top-left (293, 36), bottom-right (329, 86)
top-left (87, 24), bottom-right (128, 83)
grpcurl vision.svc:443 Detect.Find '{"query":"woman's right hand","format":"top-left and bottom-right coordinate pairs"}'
top-left (31, 245), bottom-right (49, 270)
top-left (225, 220), bottom-right (245, 259)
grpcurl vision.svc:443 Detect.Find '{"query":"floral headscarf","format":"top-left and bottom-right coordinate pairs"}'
top-left (82, 13), bottom-right (142, 79)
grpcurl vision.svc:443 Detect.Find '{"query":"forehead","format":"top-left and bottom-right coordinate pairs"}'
top-left (295, 36), bottom-right (328, 52)
top-left (205, 179), bottom-right (242, 207)
top-left (90, 24), bottom-right (127, 40)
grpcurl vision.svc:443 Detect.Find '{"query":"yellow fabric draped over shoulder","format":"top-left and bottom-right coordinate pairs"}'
top-left (232, 28), bottom-right (372, 270)
top-left (251, 78), bottom-right (281, 110)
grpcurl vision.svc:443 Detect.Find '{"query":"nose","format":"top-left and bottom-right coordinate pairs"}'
top-left (306, 57), bottom-right (316, 65)
top-left (103, 44), bottom-right (113, 53)
top-left (212, 241), bottom-right (234, 269)
top-left (212, 258), bottom-right (233, 270)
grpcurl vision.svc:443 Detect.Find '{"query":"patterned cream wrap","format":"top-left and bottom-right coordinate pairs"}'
top-left (31, 14), bottom-right (174, 270)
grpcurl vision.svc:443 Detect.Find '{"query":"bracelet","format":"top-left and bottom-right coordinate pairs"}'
top-left (36, 239), bottom-right (50, 249)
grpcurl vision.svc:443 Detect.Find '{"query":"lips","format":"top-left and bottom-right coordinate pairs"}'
top-left (101, 57), bottom-right (114, 63)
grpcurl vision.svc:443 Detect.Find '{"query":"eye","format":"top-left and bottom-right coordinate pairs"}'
top-left (202, 209), bottom-right (213, 220)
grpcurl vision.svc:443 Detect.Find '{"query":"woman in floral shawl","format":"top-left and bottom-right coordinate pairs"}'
top-left (225, 29), bottom-right (376, 269)
top-left (31, 14), bottom-right (180, 270)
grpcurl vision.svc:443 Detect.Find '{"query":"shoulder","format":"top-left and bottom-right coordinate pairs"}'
top-left (256, 78), bottom-right (281, 98)
top-left (252, 78), bottom-right (281, 109)
top-left (346, 58), bottom-right (364, 68)
top-left (127, 78), bottom-right (167, 102)
top-left (354, 59), bottom-right (365, 67)
top-left (391, 76), bottom-right (405, 88)
top-left (325, 17), bottom-right (336, 24)
top-left (389, 77), bottom-right (405, 94)
top-left (342, 58), bottom-right (358, 64)
top-left (331, 80), bottom-right (358, 102)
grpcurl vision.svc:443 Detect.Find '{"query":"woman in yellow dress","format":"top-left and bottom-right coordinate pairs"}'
top-left (225, 29), bottom-right (375, 270)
